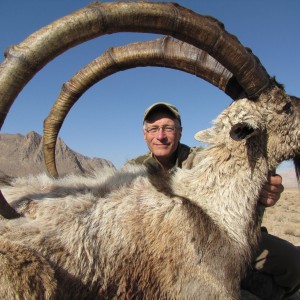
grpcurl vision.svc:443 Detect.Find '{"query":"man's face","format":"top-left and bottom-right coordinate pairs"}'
top-left (143, 111), bottom-right (182, 160)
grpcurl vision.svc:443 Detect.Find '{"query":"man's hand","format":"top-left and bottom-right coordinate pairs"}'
top-left (259, 174), bottom-right (284, 207)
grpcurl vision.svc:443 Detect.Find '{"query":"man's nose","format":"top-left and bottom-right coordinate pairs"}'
top-left (156, 127), bottom-right (166, 139)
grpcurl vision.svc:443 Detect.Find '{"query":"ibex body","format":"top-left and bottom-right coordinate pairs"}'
top-left (0, 84), bottom-right (299, 299)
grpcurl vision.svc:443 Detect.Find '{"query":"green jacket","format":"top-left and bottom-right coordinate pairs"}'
top-left (127, 143), bottom-right (202, 171)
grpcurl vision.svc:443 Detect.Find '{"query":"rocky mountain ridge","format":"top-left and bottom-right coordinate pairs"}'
top-left (0, 131), bottom-right (114, 177)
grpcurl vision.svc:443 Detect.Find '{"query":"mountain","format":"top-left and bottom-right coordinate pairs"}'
top-left (0, 131), bottom-right (115, 177)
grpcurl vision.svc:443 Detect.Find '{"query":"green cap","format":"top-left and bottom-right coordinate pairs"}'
top-left (143, 102), bottom-right (181, 125)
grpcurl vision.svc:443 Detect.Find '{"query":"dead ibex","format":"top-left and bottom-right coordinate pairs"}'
top-left (0, 2), bottom-right (299, 299)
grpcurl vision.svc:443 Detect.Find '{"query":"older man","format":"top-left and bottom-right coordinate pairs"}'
top-left (128, 102), bottom-right (300, 299)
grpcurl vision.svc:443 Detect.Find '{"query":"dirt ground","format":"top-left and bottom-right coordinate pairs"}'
top-left (262, 188), bottom-right (300, 246)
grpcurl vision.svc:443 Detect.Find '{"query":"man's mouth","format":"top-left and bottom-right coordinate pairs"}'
top-left (154, 144), bottom-right (169, 147)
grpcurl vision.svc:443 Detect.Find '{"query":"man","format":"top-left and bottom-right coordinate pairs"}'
top-left (128, 102), bottom-right (300, 299)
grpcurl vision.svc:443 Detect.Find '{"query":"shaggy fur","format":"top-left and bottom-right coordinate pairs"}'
top-left (0, 84), bottom-right (299, 299)
top-left (0, 240), bottom-right (57, 299)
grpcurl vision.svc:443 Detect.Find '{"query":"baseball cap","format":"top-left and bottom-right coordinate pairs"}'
top-left (143, 102), bottom-right (181, 125)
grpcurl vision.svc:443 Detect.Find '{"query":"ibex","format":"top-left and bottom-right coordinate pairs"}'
top-left (0, 2), bottom-right (299, 299)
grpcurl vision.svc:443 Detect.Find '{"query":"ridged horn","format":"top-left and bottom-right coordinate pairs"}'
top-left (0, 190), bottom-right (21, 219)
top-left (43, 36), bottom-right (244, 177)
top-left (0, 1), bottom-right (270, 131)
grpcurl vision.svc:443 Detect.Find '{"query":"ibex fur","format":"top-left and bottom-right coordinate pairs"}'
top-left (0, 83), bottom-right (299, 299)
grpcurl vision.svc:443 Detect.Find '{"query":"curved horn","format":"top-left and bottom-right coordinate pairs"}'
top-left (43, 36), bottom-right (244, 177)
top-left (0, 190), bottom-right (21, 219)
top-left (0, 1), bottom-right (270, 130)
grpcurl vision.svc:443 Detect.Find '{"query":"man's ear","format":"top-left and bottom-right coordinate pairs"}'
top-left (229, 122), bottom-right (255, 141)
top-left (143, 128), bottom-right (147, 140)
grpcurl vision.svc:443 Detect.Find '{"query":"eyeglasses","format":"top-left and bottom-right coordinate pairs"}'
top-left (144, 125), bottom-right (180, 134)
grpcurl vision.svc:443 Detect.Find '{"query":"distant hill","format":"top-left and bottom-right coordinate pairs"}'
top-left (0, 131), bottom-right (115, 178)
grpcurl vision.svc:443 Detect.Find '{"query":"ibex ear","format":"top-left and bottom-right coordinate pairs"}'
top-left (229, 122), bottom-right (255, 141)
top-left (194, 129), bottom-right (214, 143)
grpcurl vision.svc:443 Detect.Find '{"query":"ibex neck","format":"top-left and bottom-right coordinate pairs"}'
top-left (175, 147), bottom-right (268, 245)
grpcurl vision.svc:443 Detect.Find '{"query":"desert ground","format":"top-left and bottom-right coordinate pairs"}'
top-left (262, 188), bottom-right (300, 246)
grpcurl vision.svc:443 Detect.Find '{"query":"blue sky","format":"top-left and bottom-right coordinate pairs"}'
top-left (0, 1), bottom-right (299, 169)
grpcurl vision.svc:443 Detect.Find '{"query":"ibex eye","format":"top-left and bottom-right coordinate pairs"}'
top-left (282, 102), bottom-right (293, 114)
